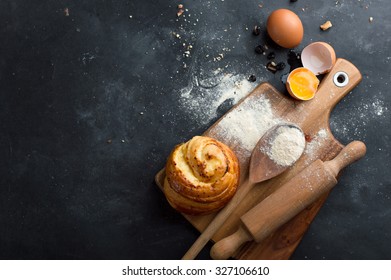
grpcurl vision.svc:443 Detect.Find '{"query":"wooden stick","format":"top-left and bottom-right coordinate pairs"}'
top-left (182, 178), bottom-right (254, 260)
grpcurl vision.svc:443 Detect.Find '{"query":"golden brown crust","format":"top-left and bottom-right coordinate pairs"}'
top-left (163, 136), bottom-right (240, 215)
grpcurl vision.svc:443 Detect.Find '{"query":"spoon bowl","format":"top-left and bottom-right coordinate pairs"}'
top-left (249, 123), bottom-right (305, 183)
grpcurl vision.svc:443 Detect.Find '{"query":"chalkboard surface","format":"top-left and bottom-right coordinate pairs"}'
top-left (0, 0), bottom-right (390, 259)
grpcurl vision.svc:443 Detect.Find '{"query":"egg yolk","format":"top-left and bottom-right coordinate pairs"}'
top-left (288, 69), bottom-right (319, 100)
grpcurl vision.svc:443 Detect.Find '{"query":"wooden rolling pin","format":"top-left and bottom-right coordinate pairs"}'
top-left (210, 140), bottom-right (366, 260)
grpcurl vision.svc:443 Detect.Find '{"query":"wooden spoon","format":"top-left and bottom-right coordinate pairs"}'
top-left (182, 123), bottom-right (305, 259)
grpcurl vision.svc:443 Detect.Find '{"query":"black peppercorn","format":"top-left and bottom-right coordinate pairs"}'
top-left (254, 45), bottom-right (264, 54)
top-left (267, 52), bottom-right (276, 60)
top-left (276, 62), bottom-right (286, 70)
top-left (252, 25), bottom-right (261, 36)
top-left (248, 75), bottom-right (257, 82)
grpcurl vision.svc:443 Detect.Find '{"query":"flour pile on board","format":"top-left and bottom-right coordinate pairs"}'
top-left (211, 94), bottom-right (282, 159)
top-left (178, 71), bottom-right (257, 125)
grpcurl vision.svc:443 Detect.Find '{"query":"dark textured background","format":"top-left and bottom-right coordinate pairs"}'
top-left (0, 0), bottom-right (390, 259)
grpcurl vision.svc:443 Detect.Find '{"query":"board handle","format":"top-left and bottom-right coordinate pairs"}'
top-left (315, 58), bottom-right (362, 110)
top-left (289, 59), bottom-right (362, 126)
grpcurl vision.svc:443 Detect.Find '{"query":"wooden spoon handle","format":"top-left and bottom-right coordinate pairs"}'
top-left (210, 226), bottom-right (252, 260)
top-left (324, 141), bottom-right (367, 177)
top-left (182, 178), bottom-right (254, 260)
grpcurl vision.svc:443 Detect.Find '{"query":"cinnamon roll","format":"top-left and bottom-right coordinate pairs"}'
top-left (163, 136), bottom-right (240, 215)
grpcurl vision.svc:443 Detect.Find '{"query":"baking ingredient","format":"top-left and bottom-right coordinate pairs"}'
top-left (248, 75), bottom-right (256, 82)
top-left (266, 61), bottom-right (286, 73)
top-left (179, 73), bottom-right (256, 125)
top-left (253, 25), bottom-right (261, 36)
top-left (213, 94), bottom-right (281, 160)
top-left (304, 129), bottom-right (328, 164)
top-left (320, 20), bottom-right (332, 31)
top-left (286, 67), bottom-right (319, 100)
top-left (266, 61), bottom-right (277, 73)
top-left (330, 97), bottom-right (389, 140)
top-left (266, 9), bottom-right (304, 48)
top-left (177, 4), bottom-right (185, 17)
top-left (255, 45), bottom-right (265, 54)
top-left (301, 42), bottom-right (336, 75)
top-left (266, 126), bottom-right (305, 166)
top-left (267, 52), bottom-right (276, 60)
top-left (276, 62), bottom-right (286, 70)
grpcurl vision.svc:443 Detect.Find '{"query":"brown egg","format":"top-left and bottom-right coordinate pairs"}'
top-left (266, 9), bottom-right (304, 48)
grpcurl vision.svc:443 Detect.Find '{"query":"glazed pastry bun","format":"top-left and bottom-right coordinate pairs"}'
top-left (164, 136), bottom-right (240, 215)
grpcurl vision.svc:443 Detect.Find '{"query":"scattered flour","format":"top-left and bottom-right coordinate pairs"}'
top-left (304, 128), bottom-right (329, 162)
top-left (318, 128), bottom-right (327, 138)
top-left (370, 99), bottom-right (388, 117)
top-left (331, 97), bottom-right (389, 140)
top-left (267, 126), bottom-right (306, 166)
top-left (178, 71), bottom-right (257, 125)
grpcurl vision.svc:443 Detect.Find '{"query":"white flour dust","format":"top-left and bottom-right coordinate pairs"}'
top-left (331, 97), bottom-right (389, 140)
top-left (178, 70), bottom-right (257, 125)
top-left (304, 128), bottom-right (329, 163)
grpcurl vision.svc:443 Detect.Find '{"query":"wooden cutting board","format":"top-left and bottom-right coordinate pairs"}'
top-left (155, 58), bottom-right (362, 259)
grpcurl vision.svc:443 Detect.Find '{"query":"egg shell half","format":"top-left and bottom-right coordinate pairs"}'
top-left (301, 42), bottom-right (336, 75)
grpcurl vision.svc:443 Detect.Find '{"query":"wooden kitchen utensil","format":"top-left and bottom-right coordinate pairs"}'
top-left (155, 58), bottom-right (362, 259)
top-left (210, 141), bottom-right (366, 259)
top-left (182, 123), bottom-right (305, 260)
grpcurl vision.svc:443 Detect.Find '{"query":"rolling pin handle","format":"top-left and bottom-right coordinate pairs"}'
top-left (324, 141), bottom-right (366, 177)
top-left (210, 226), bottom-right (252, 260)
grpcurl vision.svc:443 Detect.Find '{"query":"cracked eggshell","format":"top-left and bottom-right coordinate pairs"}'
top-left (301, 42), bottom-right (336, 75)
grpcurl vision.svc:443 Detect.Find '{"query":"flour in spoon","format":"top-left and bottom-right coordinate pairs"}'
top-left (266, 126), bottom-right (306, 166)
